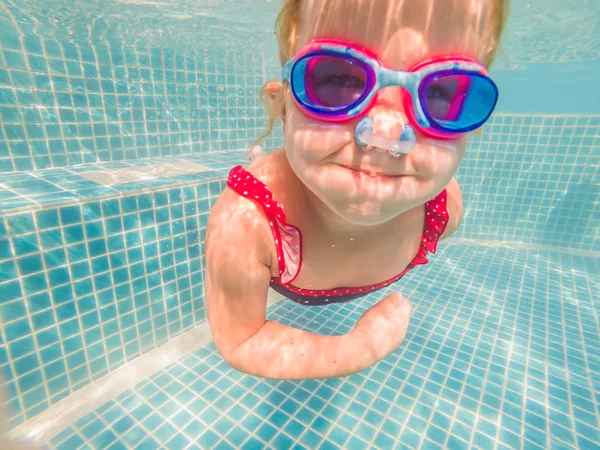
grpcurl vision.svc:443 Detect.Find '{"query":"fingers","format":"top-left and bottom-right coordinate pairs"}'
top-left (375, 291), bottom-right (412, 321)
top-left (382, 294), bottom-right (412, 337)
top-left (385, 291), bottom-right (410, 313)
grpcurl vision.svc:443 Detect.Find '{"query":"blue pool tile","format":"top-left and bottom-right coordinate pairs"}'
top-left (112, 415), bottom-right (135, 436)
top-left (84, 221), bottom-right (105, 240)
top-left (474, 431), bottom-right (495, 449)
top-left (577, 435), bottom-right (600, 450)
top-left (0, 239), bottom-right (13, 259)
top-left (17, 254), bottom-right (44, 275)
top-left (121, 426), bottom-right (146, 447)
top-left (22, 385), bottom-right (46, 410)
top-left (328, 426), bottom-right (351, 447)
top-left (32, 309), bottom-right (55, 330)
top-left (87, 238), bottom-right (107, 256)
top-left (50, 427), bottom-right (76, 447)
top-left (48, 375), bottom-right (69, 396)
top-left (573, 406), bottom-right (597, 428)
top-left (56, 434), bottom-right (85, 450)
top-left (135, 436), bottom-right (160, 450)
top-left (59, 206), bottom-right (81, 225)
top-left (7, 213), bottom-right (35, 234)
top-left (39, 229), bottom-right (64, 250)
top-left (120, 197), bottom-right (137, 213)
top-left (213, 442), bottom-right (235, 450)
top-left (128, 404), bottom-right (151, 424)
top-left (36, 192), bottom-right (81, 204)
top-left (102, 199), bottom-right (121, 217)
top-left (0, 259), bottom-right (17, 282)
top-left (575, 420), bottom-right (599, 444)
top-left (105, 217), bottom-right (123, 235)
top-left (13, 354), bottom-right (39, 379)
top-left (12, 234), bottom-right (40, 256)
top-left (51, 284), bottom-right (73, 304)
top-left (158, 399), bottom-right (179, 418)
top-left (35, 210), bottom-right (60, 229)
top-left (0, 197), bottom-right (36, 211)
top-left (155, 421), bottom-right (178, 443)
top-left (142, 412), bottom-right (163, 431)
top-left (48, 267), bottom-right (70, 287)
top-left (298, 429), bottom-right (322, 448)
top-left (4, 318), bottom-right (31, 342)
top-left (165, 434), bottom-right (190, 450)
top-left (107, 441), bottom-right (128, 450)
top-left (63, 224), bottom-right (85, 244)
top-left (269, 433), bottom-right (293, 449)
top-left (252, 422), bottom-right (276, 446)
top-left (0, 299), bottom-right (27, 327)
top-left (196, 429), bottom-right (220, 448)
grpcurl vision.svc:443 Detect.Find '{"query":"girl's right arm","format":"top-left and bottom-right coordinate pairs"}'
top-left (205, 189), bottom-right (412, 380)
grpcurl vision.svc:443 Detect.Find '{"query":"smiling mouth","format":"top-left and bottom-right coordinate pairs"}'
top-left (341, 165), bottom-right (405, 179)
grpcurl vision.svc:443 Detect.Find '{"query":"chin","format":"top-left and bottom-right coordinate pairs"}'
top-left (307, 174), bottom-right (420, 226)
top-left (291, 150), bottom-right (446, 224)
top-left (329, 202), bottom-right (404, 226)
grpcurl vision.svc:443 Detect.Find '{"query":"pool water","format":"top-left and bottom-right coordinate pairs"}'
top-left (0, 0), bottom-right (598, 449)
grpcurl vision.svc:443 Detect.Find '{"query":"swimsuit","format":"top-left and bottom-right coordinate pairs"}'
top-left (227, 165), bottom-right (449, 306)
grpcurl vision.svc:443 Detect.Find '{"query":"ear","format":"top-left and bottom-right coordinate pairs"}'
top-left (265, 81), bottom-right (283, 100)
top-left (265, 81), bottom-right (287, 126)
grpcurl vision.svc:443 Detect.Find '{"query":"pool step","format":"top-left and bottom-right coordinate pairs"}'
top-left (0, 152), bottom-right (246, 428)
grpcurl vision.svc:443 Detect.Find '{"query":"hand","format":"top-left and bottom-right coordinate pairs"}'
top-left (351, 292), bottom-right (413, 364)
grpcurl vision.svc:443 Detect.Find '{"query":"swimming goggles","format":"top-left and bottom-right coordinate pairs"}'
top-left (282, 39), bottom-right (499, 140)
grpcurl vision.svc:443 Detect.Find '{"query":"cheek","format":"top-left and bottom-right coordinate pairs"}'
top-left (283, 102), bottom-right (309, 161)
top-left (412, 135), bottom-right (467, 179)
top-left (284, 106), bottom-right (314, 164)
top-left (285, 102), bottom-right (355, 161)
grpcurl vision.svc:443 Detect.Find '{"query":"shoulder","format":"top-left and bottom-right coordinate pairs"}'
top-left (246, 148), bottom-right (291, 187)
top-left (207, 158), bottom-right (281, 269)
top-left (439, 176), bottom-right (463, 240)
top-left (207, 149), bottom-right (291, 268)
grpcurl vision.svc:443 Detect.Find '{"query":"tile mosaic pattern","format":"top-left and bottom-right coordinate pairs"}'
top-left (0, 153), bottom-right (246, 428)
top-left (0, 18), bottom-right (267, 172)
top-left (44, 246), bottom-right (600, 449)
top-left (456, 114), bottom-right (599, 252)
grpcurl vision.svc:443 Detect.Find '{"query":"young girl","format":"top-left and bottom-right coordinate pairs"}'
top-left (206, 0), bottom-right (509, 380)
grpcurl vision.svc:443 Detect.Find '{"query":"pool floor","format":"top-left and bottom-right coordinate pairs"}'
top-left (46, 244), bottom-right (599, 450)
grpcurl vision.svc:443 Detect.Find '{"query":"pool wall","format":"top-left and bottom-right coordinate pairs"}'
top-left (0, 0), bottom-right (599, 436)
top-left (0, 24), bottom-right (276, 173)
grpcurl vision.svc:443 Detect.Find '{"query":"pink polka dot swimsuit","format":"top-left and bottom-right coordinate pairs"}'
top-left (227, 166), bottom-right (449, 306)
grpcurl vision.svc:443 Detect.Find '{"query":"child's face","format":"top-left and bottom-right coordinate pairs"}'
top-left (283, 0), bottom-right (494, 225)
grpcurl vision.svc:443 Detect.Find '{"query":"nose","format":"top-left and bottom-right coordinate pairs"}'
top-left (367, 104), bottom-right (409, 142)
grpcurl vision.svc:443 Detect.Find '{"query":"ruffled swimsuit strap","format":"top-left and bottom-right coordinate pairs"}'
top-left (226, 166), bottom-right (302, 284)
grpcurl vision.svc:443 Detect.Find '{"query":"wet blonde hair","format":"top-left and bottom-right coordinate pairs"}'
top-left (253, 0), bottom-right (511, 147)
